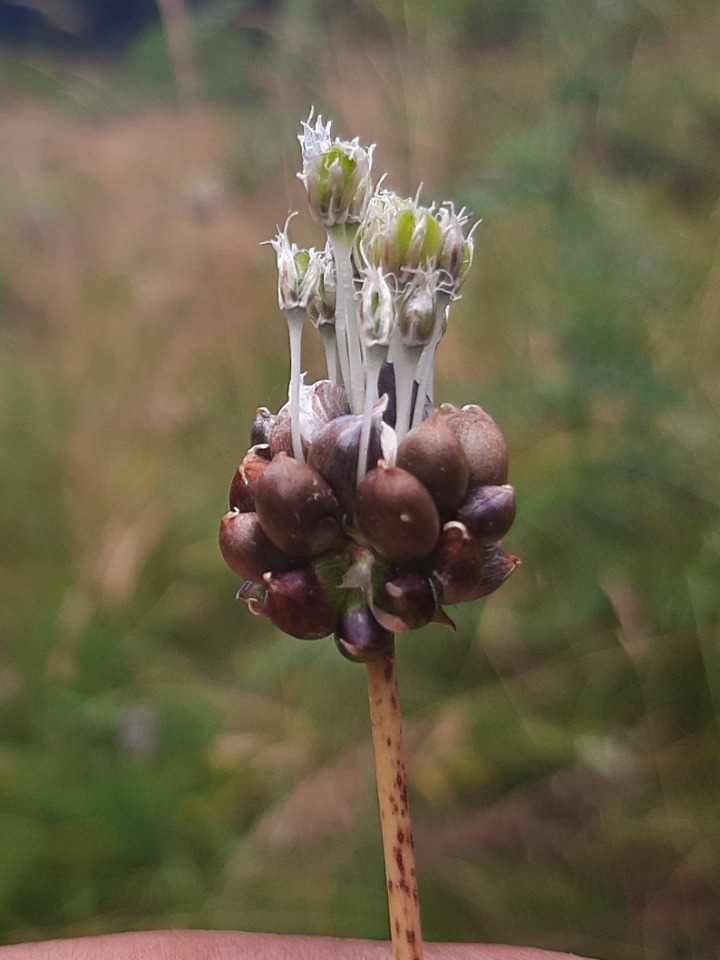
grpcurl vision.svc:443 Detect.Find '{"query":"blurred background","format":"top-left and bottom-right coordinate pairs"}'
top-left (1, 1), bottom-right (719, 958)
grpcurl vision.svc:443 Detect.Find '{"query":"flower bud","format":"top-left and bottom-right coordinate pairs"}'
top-left (397, 274), bottom-right (438, 347)
top-left (442, 404), bottom-right (509, 487)
top-left (334, 598), bottom-right (393, 663)
top-left (263, 563), bottom-right (338, 640)
top-left (371, 569), bottom-right (438, 633)
top-left (229, 446), bottom-right (271, 512)
top-left (456, 484), bottom-right (516, 542)
top-left (396, 411), bottom-right (470, 517)
top-left (307, 246), bottom-right (337, 327)
top-left (219, 510), bottom-right (293, 582)
top-left (432, 522), bottom-right (520, 605)
top-left (255, 452), bottom-right (344, 557)
top-left (435, 203), bottom-right (476, 292)
top-left (361, 193), bottom-right (444, 283)
top-left (298, 114), bottom-right (374, 227)
top-left (269, 223), bottom-right (323, 312)
top-left (359, 265), bottom-right (395, 349)
top-left (356, 461), bottom-right (440, 562)
top-left (307, 412), bottom-right (384, 520)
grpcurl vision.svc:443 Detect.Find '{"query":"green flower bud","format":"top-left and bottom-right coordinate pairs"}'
top-left (396, 273), bottom-right (438, 347)
top-left (436, 203), bottom-right (477, 290)
top-left (307, 246), bottom-right (337, 328)
top-left (298, 113), bottom-right (374, 227)
top-left (268, 221), bottom-right (323, 312)
top-left (359, 265), bottom-right (396, 349)
top-left (360, 191), bottom-right (444, 283)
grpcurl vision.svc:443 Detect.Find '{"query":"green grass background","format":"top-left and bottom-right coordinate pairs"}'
top-left (1, 1), bottom-right (719, 957)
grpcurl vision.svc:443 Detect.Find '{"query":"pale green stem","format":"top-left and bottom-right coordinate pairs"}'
top-left (327, 224), bottom-right (363, 414)
top-left (319, 323), bottom-right (338, 384)
top-left (357, 344), bottom-right (387, 488)
top-left (411, 294), bottom-right (449, 429)
top-left (393, 342), bottom-right (423, 444)
top-left (285, 306), bottom-right (305, 462)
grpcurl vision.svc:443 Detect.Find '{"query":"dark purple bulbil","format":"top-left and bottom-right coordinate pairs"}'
top-left (372, 570), bottom-right (438, 633)
top-left (335, 602), bottom-right (393, 663)
top-left (377, 362), bottom-right (434, 429)
top-left (263, 565), bottom-right (338, 640)
top-left (456, 484), bottom-right (517, 542)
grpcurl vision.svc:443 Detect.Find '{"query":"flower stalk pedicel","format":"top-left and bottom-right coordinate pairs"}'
top-left (219, 112), bottom-right (520, 960)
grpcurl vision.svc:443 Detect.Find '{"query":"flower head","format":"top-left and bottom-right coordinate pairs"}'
top-left (221, 113), bottom-right (519, 659)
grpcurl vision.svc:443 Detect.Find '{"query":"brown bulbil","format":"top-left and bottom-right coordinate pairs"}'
top-left (308, 413), bottom-right (383, 520)
top-left (263, 565), bottom-right (337, 640)
top-left (255, 452), bottom-right (343, 557)
top-left (228, 446), bottom-right (271, 512)
top-left (456, 484), bottom-right (516, 542)
top-left (356, 461), bottom-right (440, 563)
top-left (250, 407), bottom-right (276, 447)
top-left (219, 510), bottom-right (292, 582)
top-left (432, 522), bottom-right (520, 604)
top-left (312, 379), bottom-right (351, 422)
top-left (442, 404), bottom-right (509, 488)
top-left (269, 407), bottom-right (309, 459)
top-left (269, 381), bottom-right (350, 458)
top-left (396, 411), bottom-right (470, 517)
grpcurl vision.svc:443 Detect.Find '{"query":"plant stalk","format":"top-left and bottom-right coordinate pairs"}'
top-left (327, 224), bottom-right (363, 414)
top-left (366, 642), bottom-right (424, 960)
top-left (285, 307), bottom-right (306, 462)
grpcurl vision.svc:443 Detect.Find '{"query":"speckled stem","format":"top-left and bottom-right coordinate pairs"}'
top-left (366, 642), bottom-right (424, 960)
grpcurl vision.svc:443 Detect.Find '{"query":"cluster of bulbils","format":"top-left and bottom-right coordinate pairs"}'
top-left (219, 112), bottom-right (520, 663)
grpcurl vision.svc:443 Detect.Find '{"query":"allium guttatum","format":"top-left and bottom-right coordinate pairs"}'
top-left (219, 113), bottom-right (520, 662)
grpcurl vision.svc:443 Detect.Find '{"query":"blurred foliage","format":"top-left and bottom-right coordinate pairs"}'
top-left (1, 1), bottom-right (720, 958)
